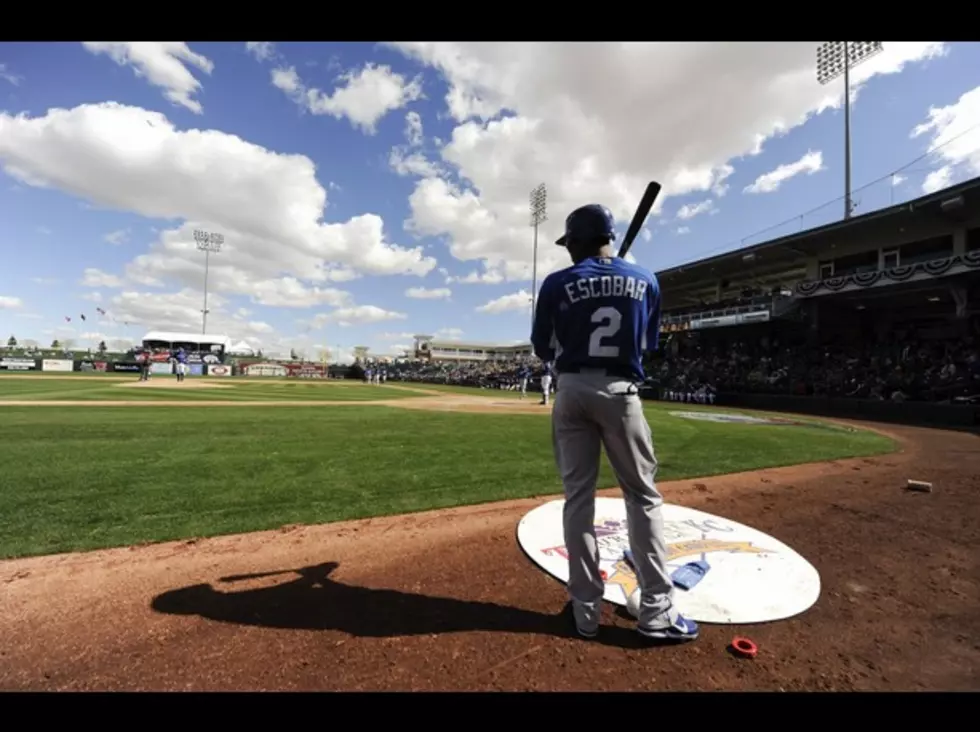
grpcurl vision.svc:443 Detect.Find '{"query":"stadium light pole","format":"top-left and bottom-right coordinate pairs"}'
top-left (817, 41), bottom-right (883, 220)
top-left (529, 183), bottom-right (547, 329)
top-left (193, 229), bottom-right (224, 334)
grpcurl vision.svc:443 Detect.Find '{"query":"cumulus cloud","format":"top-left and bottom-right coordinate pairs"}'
top-left (245, 42), bottom-right (276, 62)
top-left (0, 295), bottom-right (23, 309)
top-left (476, 290), bottom-right (531, 314)
top-left (743, 150), bottom-right (825, 194)
top-left (0, 102), bottom-right (436, 311)
top-left (383, 42), bottom-right (946, 282)
top-left (676, 199), bottom-right (716, 220)
top-left (82, 42), bottom-right (214, 114)
top-left (911, 84), bottom-right (980, 193)
top-left (405, 286), bottom-right (451, 300)
top-left (104, 228), bottom-right (129, 245)
top-left (271, 62), bottom-right (423, 134)
top-left (311, 305), bottom-right (408, 328)
top-left (81, 268), bottom-right (123, 288)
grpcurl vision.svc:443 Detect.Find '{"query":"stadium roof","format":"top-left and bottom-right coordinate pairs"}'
top-left (142, 331), bottom-right (233, 348)
top-left (656, 174), bottom-right (980, 288)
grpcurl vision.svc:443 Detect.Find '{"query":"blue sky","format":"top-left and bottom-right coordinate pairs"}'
top-left (1, 42), bottom-right (978, 359)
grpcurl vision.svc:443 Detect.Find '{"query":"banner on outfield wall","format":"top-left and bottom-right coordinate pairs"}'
top-left (77, 360), bottom-right (108, 372)
top-left (42, 359), bottom-right (73, 372)
top-left (208, 364), bottom-right (232, 377)
top-left (111, 362), bottom-right (141, 373)
top-left (188, 363), bottom-right (204, 376)
top-left (0, 358), bottom-right (37, 370)
top-left (150, 362), bottom-right (172, 375)
top-left (244, 362), bottom-right (287, 377)
top-left (285, 362), bottom-right (327, 378)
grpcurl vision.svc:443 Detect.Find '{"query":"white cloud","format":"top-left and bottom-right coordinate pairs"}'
top-left (892, 173), bottom-right (906, 186)
top-left (405, 111), bottom-right (424, 146)
top-left (405, 286), bottom-right (451, 299)
top-left (82, 42), bottom-right (214, 114)
top-left (675, 226), bottom-right (690, 235)
top-left (245, 42), bottom-right (276, 62)
top-left (31, 277), bottom-right (59, 285)
top-left (82, 292), bottom-right (103, 303)
top-left (476, 290), bottom-right (531, 314)
top-left (0, 63), bottom-right (22, 86)
top-left (446, 268), bottom-right (505, 285)
top-left (385, 42), bottom-right (944, 282)
top-left (104, 228), bottom-right (129, 245)
top-left (922, 167), bottom-right (954, 194)
top-left (0, 295), bottom-right (23, 309)
top-left (0, 102), bottom-right (436, 304)
top-left (272, 62), bottom-right (423, 134)
top-left (910, 84), bottom-right (980, 193)
top-left (676, 199), bottom-right (716, 220)
top-left (743, 150), bottom-right (824, 194)
top-left (312, 305), bottom-right (408, 328)
top-left (389, 148), bottom-right (442, 178)
top-left (81, 268), bottom-right (124, 288)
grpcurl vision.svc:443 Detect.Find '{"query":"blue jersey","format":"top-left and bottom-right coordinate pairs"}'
top-left (531, 256), bottom-right (661, 382)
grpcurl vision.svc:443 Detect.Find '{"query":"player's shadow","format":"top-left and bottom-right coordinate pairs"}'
top-left (150, 561), bottom-right (645, 649)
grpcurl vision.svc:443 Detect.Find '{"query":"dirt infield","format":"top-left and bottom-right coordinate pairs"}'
top-left (0, 418), bottom-right (977, 691)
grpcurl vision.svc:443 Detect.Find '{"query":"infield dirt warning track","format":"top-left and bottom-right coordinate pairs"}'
top-left (1, 412), bottom-right (978, 691)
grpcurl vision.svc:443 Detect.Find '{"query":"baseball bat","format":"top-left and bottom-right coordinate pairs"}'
top-left (616, 181), bottom-right (661, 259)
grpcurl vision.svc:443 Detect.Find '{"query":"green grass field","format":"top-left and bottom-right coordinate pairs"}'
top-left (0, 375), bottom-right (420, 402)
top-left (0, 375), bottom-right (898, 559)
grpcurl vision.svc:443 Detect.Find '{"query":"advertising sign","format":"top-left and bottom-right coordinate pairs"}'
top-left (244, 363), bottom-right (287, 377)
top-left (208, 364), bottom-right (232, 377)
top-left (0, 358), bottom-right (37, 371)
top-left (150, 362), bottom-right (173, 375)
top-left (111, 362), bottom-right (141, 373)
top-left (77, 360), bottom-right (108, 372)
top-left (42, 359), bottom-right (74, 372)
top-left (285, 362), bottom-right (327, 378)
top-left (188, 363), bottom-right (204, 376)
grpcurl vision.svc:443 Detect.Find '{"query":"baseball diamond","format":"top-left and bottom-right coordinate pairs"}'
top-left (2, 41), bottom-right (980, 694)
top-left (0, 372), bottom-right (978, 691)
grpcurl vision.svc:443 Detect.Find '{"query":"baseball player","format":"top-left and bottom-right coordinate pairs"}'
top-left (519, 363), bottom-right (532, 398)
top-left (539, 360), bottom-right (553, 405)
top-left (530, 203), bottom-right (698, 644)
top-left (174, 347), bottom-right (188, 382)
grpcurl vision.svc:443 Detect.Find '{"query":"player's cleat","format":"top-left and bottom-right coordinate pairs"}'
top-left (637, 614), bottom-right (699, 644)
top-left (562, 601), bottom-right (599, 639)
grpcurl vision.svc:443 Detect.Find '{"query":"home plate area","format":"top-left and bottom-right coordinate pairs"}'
top-left (517, 496), bottom-right (821, 624)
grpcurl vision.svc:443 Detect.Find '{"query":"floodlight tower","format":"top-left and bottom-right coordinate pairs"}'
top-left (529, 183), bottom-right (547, 327)
top-left (816, 41), bottom-right (883, 220)
top-left (193, 229), bottom-right (224, 334)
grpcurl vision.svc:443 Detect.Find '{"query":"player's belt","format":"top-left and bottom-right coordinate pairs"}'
top-left (559, 366), bottom-right (638, 380)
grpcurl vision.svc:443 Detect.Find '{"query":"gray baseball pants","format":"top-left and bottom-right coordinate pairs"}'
top-left (551, 370), bottom-right (675, 630)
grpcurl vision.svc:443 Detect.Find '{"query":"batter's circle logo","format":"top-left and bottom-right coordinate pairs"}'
top-left (669, 410), bottom-right (802, 425)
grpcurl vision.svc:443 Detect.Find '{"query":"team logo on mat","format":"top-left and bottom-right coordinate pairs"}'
top-left (518, 497), bottom-right (821, 624)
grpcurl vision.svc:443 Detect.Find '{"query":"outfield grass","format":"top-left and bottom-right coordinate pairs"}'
top-left (0, 398), bottom-right (897, 559)
top-left (0, 376), bottom-right (420, 402)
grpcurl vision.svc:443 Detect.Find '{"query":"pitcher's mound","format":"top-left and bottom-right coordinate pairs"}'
top-left (116, 379), bottom-right (231, 390)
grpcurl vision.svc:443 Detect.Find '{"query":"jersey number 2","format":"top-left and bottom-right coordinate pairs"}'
top-left (588, 306), bottom-right (621, 357)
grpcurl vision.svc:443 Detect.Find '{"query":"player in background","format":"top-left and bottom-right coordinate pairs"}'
top-left (539, 360), bottom-right (553, 405)
top-left (519, 363), bottom-right (532, 399)
top-left (530, 203), bottom-right (698, 644)
top-left (174, 347), bottom-right (188, 382)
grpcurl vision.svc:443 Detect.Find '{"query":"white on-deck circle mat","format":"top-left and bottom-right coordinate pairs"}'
top-left (517, 497), bottom-right (820, 624)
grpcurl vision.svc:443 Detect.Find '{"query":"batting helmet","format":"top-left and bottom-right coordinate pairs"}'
top-left (555, 204), bottom-right (616, 246)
